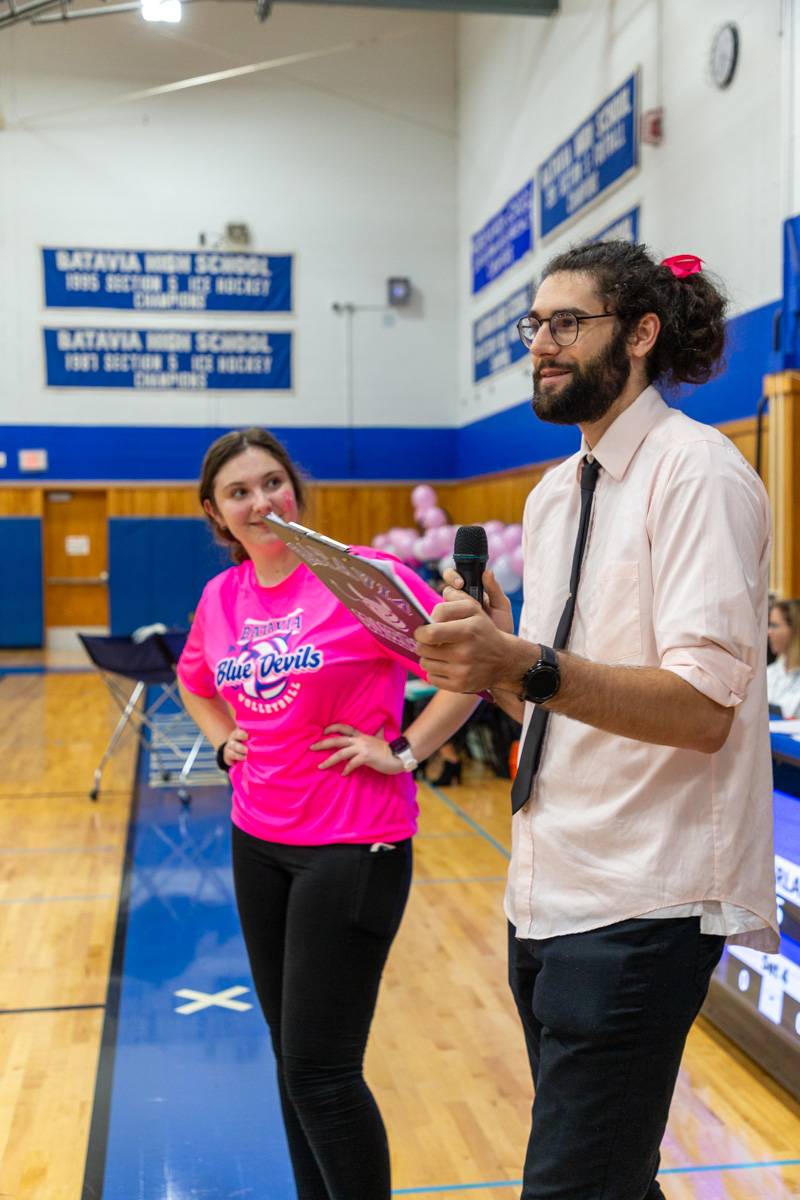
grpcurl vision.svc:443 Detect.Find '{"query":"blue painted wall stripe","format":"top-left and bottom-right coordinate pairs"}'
top-left (0, 424), bottom-right (455, 483)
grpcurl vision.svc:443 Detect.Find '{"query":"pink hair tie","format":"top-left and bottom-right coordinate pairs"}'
top-left (661, 253), bottom-right (704, 279)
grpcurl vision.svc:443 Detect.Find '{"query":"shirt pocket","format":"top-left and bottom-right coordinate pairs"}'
top-left (585, 560), bottom-right (642, 664)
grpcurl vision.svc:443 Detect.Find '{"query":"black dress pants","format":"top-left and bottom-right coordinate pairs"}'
top-left (508, 916), bottom-right (725, 1200)
top-left (232, 824), bottom-right (412, 1200)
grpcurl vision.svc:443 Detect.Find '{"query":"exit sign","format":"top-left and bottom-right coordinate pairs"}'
top-left (18, 449), bottom-right (48, 472)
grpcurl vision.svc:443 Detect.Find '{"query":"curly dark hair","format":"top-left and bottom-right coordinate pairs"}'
top-left (541, 241), bottom-right (728, 389)
top-left (199, 427), bottom-right (307, 565)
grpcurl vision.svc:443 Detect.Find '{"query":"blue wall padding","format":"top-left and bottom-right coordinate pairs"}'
top-left (0, 518), bottom-right (43, 647)
top-left (109, 518), bottom-right (230, 635)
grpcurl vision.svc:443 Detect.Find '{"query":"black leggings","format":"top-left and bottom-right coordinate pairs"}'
top-left (231, 824), bottom-right (412, 1200)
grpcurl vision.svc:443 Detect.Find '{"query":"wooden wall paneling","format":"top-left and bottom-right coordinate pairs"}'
top-left (720, 414), bottom-right (769, 477)
top-left (0, 488), bottom-right (44, 517)
top-left (438, 466), bottom-right (549, 527)
top-left (766, 372), bottom-right (800, 597)
top-left (107, 488), bottom-right (202, 517)
top-left (305, 485), bottom-right (415, 547)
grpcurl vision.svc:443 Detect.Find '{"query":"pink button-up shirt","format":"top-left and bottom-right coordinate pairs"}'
top-left (507, 386), bottom-right (779, 952)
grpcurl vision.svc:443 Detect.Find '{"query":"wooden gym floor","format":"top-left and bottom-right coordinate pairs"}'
top-left (0, 658), bottom-right (798, 1199)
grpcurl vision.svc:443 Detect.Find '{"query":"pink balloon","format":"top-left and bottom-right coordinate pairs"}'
top-left (371, 533), bottom-right (389, 550)
top-left (482, 520), bottom-right (504, 536)
top-left (421, 531), bottom-right (441, 560)
top-left (413, 537), bottom-right (430, 561)
top-left (428, 526), bottom-right (451, 558)
top-left (502, 523), bottom-right (523, 552)
top-left (510, 544), bottom-right (524, 576)
top-left (420, 506), bottom-right (447, 530)
top-left (391, 530), bottom-right (417, 558)
top-left (411, 485), bottom-right (437, 509)
top-left (493, 553), bottom-right (522, 595)
top-left (487, 531), bottom-right (506, 560)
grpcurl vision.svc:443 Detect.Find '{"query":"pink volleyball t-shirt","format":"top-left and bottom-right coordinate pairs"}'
top-left (177, 550), bottom-right (441, 846)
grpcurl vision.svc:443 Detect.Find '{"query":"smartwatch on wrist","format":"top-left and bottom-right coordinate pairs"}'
top-left (216, 741), bottom-right (231, 773)
top-left (519, 644), bottom-right (561, 704)
top-left (389, 735), bottom-right (418, 772)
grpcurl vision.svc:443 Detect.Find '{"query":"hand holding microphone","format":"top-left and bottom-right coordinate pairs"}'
top-left (416, 524), bottom-right (518, 694)
top-left (446, 525), bottom-right (515, 636)
top-left (452, 525), bottom-right (489, 605)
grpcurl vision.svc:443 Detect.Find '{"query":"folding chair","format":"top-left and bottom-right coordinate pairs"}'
top-left (79, 632), bottom-right (204, 805)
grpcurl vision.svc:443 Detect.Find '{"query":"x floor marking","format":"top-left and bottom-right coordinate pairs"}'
top-left (174, 985), bottom-right (253, 1015)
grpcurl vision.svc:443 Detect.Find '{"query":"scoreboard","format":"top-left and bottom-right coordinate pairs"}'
top-left (704, 738), bottom-right (800, 1100)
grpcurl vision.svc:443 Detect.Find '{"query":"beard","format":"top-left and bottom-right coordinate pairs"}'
top-left (531, 325), bottom-right (631, 426)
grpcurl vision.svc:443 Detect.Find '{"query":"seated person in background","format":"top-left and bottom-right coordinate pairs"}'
top-left (767, 598), bottom-right (800, 716)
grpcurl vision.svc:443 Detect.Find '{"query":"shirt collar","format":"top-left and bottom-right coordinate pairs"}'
top-left (578, 386), bottom-right (668, 482)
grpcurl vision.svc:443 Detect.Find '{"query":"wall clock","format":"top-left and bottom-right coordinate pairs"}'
top-left (710, 22), bottom-right (739, 89)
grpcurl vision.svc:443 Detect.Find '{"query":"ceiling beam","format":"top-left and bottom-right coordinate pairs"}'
top-left (274, 0), bottom-right (558, 14)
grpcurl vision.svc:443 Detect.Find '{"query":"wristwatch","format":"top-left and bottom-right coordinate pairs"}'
top-left (519, 644), bottom-right (561, 704)
top-left (389, 735), bottom-right (418, 772)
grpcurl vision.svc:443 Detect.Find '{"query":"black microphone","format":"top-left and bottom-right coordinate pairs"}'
top-left (453, 525), bottom-right (489, 606)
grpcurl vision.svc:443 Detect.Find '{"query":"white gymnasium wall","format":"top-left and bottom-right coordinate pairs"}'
top-left (457, 0), bottom-right (788, 428)
top-left (0, 1), bottom-right (457, 431)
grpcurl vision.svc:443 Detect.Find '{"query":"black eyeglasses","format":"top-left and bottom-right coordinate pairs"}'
top-left (517, 311), bottom-right (616, 349)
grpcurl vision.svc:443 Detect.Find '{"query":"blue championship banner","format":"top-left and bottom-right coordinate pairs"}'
top-left (42, 248), bottom-right (293, 313)
top-left (43, 327), bottom-right (292, 390)
top-left (591, 205), bottom-right (640, 245)
top-left (538, 74), bottom-right (639, 241)
top-left (471, 180), bottom-right (534, 295)
top-left (473, 281), bottom-right (533, 384)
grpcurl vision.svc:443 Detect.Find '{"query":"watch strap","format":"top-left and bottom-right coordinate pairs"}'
top-left (389, 735), bottom-right (418, 771)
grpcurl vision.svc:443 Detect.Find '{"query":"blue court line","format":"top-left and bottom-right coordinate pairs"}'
top-left (662, 1157), bottom-right (800, 1175)
top-left (0, 665), bottom-right (91, 675)
top-left (393, 1159), bottom-right (800, 1193)
top-left (423, 781), bottom-right (511, 862)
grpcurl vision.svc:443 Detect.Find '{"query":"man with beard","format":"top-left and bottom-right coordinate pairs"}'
top-left (415, 241), bottom-right (778, 1198)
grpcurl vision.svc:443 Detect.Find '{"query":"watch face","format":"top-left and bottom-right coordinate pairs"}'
top-left (710, 23), bottom-right (738, 89)
top-left (522, 663), bottom-right (560, 704)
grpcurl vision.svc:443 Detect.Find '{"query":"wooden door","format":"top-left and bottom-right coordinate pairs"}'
top-left (43, 490), bottom-right (109, 628)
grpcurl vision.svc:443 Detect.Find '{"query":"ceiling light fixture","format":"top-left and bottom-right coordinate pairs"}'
top-left (140, 0), bottom-right (182, 22)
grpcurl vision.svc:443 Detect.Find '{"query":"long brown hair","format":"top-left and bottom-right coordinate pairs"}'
top-left (199, 427), bottom-right (307, 564)
top-left (771, 598), bottom-right (800, 672)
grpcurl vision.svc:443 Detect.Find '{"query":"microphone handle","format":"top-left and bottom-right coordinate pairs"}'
top-left (454, 557), bottom-right (486, 607)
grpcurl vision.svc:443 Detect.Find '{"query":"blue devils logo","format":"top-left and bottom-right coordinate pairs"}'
top-left (215, 609), bottom-right (323, 714)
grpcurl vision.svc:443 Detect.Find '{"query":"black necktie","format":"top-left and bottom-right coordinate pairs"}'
top-left (510, 455), bottom-right (601, 815)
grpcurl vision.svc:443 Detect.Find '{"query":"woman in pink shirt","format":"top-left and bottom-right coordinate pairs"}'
top-left (178, 427), bottom-right (477, 1200)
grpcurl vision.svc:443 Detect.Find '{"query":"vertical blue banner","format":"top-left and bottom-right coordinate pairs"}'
top-left (42, 248), bottom-right (293, 313)
top-left (471, 181), bottom-right (534, 295)
top-left (538, 74), bottom-right (639, 240)
top-left (43, 327), bottom-right (292, 390)
top-left (473, 280), bottom-right (533, 384)
top-left (591, 206), bottom-right (640, 245)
